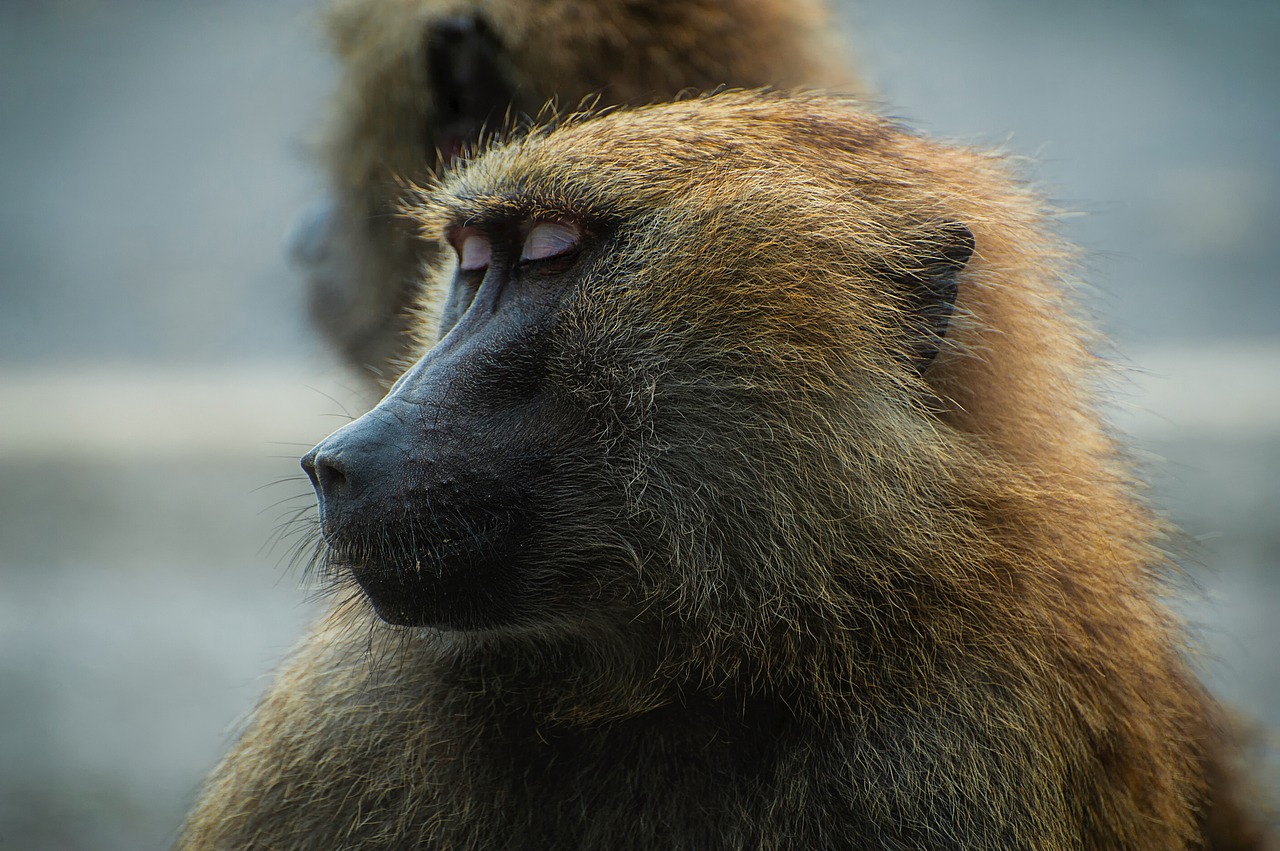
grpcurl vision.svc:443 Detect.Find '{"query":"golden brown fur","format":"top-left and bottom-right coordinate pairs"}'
top-left (299, 0), bottom-right (855, 384)
top-left (184, 92), bottom-right (1271, 849)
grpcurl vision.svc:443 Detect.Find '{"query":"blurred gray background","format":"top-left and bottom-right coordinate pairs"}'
top-left (0, 0), bottom-right (1276, 848)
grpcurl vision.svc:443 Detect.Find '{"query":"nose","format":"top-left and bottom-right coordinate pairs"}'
top-left (301, 407), bottom-right (413, 534)
top-left (301, 444), bottom-right (349, 512)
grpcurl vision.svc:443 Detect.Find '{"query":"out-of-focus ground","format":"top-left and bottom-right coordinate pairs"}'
top-left (0, 0), bottom-right (1276, 848)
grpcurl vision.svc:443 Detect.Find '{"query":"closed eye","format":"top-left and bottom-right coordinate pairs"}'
top-left (521, 220), bottom-right (580, 263)
top-left (456, 230), bottom-right (491, 271)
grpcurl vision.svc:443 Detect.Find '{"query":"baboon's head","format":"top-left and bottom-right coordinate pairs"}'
top-left (302, 92), bottom-right (980, 658)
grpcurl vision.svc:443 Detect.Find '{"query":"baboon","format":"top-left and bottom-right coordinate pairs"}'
top-left (290, 0), bottom-right (855, 386)
top-left (182, 92), bottom-right (1272, 849)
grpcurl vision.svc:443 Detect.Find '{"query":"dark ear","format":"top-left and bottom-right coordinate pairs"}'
top-left (424, 15), bottom-right (517, 163)
top-left (898, 222), bottom-right (973, 368)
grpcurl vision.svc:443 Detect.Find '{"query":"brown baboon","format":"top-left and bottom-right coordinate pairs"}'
top-left (290, 0), bottom-right (855, 386)
top-left (183, 92), bottom-right (1273, 849)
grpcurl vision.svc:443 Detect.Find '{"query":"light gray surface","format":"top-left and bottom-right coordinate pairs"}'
top-left (0, 1), bottom-right (1276, 848)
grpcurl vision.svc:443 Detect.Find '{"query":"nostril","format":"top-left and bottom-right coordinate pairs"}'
top-left (301, 449), bottom-right (320, 488)
top-left (315, 456), bottom-right (348, 498)
top-left (301, 409), bottom-right (406, 530)
top-left (301, 449), bottom-right (348, 503)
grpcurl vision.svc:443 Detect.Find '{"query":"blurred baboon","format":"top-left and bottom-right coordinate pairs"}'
top-left (180, 92), bottom-right (1271, 850)
top-left (289, 0), bottom-right (855, 386)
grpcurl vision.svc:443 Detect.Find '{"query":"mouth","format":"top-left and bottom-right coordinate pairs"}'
top-left (323, 515), bottom-right (526, 629)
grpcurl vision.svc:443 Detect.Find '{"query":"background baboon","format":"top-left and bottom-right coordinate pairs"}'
top-left (179, 92), bottom-right (1272, 850)
top-left (291, 0), bottom-right (856, 386)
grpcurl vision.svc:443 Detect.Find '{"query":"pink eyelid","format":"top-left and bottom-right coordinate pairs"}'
top-left (521, 221), bottom-right (581, 262)
top-left (456, 231), bottom-right (491, 271)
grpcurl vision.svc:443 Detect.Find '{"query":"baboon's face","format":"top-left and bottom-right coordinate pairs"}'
top-left (302, 214), bottom-right (623, 630)
top-left (300, 98), bottom-right (975, 633)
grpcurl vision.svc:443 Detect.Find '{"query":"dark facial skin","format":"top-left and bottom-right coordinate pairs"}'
top-left (301, 218), bottom-right (593, 630)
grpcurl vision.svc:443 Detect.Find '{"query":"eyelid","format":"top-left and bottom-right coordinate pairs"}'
top-left (451, 228), bottom-right (491, 271)
top-left (521, 220), bottom-right (581, 262)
